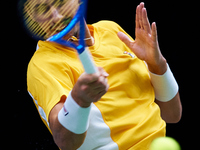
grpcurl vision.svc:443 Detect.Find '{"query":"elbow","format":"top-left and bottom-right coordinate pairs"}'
top-left (53, 132), bottom-right (69, 150)
top-left (52, 126), bottom-right (87, 150)
top-left (53, 135), bottom-right (68, 150)
top-left (53, 132), bottom-right (85, 150)
top-left (54, 138), bottom-right (79, 150)
top-left (174, 111), bottom-right (182, 123)
top-left (156, 94), bottom-right (182, 124)
top-left (165, 114), bottom-right (182, 123)
top-left (49, 102), bottom-right (86, 150)
top-left (164, 108), bottom-right (182, 124)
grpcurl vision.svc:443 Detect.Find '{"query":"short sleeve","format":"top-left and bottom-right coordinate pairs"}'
top-left (27, 44), bottom-right (76, 131)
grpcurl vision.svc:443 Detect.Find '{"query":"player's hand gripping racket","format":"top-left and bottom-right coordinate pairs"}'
top-left (20, 0), bottom-right (97, 74)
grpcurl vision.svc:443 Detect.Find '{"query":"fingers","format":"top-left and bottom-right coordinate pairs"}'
top-left (79, 67), bottom-right (108, 84)
top-left (135, 5), bottom-right (139, 29)
top-left (78, 67), bottom-right (109, 94)
top-left (97, 67), bottom-right (109, 78)
top-left (151, 22), bottom-right (158, 41)
top-left (91, 67), bottom-right (109, 92)
top-left (136, 2), bottom-right (151, 34)
top-left (78, 72), bottom-right (99, 84)
top-left (72, 67), bottom-right (109, 105)
top-left (136, 2), bottom-right (144, 29)
top-left (89, 76), bottom-right (109, 96)
top-left (142, 8), bottom-right (151, 33)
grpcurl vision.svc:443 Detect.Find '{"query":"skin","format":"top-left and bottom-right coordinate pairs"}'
top-left (28, 1), bottom-right (182, 149)
top-left (117, 3), bottom-right (182, 124)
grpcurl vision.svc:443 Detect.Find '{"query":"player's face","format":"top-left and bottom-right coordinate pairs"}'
top-left (24, 0), bottom-right (79, 38)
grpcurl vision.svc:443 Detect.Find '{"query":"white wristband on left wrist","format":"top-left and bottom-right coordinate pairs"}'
top-left (149, 63), bottom-right (179, 102)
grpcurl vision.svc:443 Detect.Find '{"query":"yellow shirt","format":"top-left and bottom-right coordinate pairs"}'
top-left (27, 21), bottom-right (166, 150)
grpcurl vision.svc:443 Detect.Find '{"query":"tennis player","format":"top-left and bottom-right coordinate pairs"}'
top-left (27, 1), bottom-right (182, 149)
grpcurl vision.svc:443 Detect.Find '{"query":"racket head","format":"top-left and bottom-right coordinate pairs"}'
top-left (19, 0), bottom-right (80, 40)
top-left (48, 0), bottom-right (88, 54)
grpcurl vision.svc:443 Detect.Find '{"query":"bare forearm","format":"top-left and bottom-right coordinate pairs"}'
top-left (155, 92), bottom-right (182, 123)
top-left (49, 68), bottom-right (108, 149)
top-left (52, 117), bottom-right (86, 150)
top-left (148, 61), bottom-right (182, 123)
top-left (49, 102), bottom-right (86, 150)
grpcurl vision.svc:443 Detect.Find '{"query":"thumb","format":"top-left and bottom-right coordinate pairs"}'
top-left (97, 67), bottom-right (109, 77)
top-left (117, 32), bottom-right (134, 48)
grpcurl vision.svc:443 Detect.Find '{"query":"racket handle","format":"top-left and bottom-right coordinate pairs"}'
top-left (79, 47), bottom-right (98, 74)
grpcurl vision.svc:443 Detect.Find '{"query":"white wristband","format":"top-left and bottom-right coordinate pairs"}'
top-left (149, 63), bottom-right (179, 102)
top-left (58, 91), bottom-right (91, 134)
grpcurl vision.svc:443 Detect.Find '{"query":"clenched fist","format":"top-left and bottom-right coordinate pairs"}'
top-left (71, 67), bottom-right (109, 108)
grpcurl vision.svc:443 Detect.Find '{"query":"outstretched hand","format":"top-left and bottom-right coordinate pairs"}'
top-left (118, 2), bottom-right (167, 75)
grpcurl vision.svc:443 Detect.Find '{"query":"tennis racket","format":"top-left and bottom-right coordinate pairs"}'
top-left (19, 0), bottom-right (97, 74)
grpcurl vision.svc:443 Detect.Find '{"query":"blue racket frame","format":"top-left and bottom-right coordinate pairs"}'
top-left (48, 0), bottom-right (87, 54)
top-left (48, 0), bottom-right (97, 74)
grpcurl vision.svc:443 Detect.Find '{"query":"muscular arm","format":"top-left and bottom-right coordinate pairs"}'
top-left (49, 67), bottom-right (109, 150)
top-left (118, 2), bottom-right (182, 123)
top-left (49, 101), bottom-right (87, 150)
top-left (148, 59), bottom-right (182, 123)
top-left (147, 54), bottom-right (182, 123)
top-left (155, 93), bottom-right (182, 123)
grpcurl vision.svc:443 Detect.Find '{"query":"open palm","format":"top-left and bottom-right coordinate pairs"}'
top-left (118, 3), bottom-right (166, 74)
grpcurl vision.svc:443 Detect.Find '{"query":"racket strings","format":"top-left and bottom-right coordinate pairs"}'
top-left (37, 4), bottom-right (73, 35)
top-left (24, 0), bottom-right (48, 36)
top-left (44, 3), bottom-right (78, 37)
top-left (24, 1), bottom-right (40, 34)
top-left (23, 0), bottom-right (80, 39)
top-left (26, 4), bottom-right (75, 37)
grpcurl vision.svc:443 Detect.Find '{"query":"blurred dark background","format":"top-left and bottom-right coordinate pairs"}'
top-left (6, 0), bottom-right (198, 149)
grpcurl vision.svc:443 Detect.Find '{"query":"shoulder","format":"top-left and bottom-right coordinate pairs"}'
top-left (27, 41), bottom-right (80, 87)
top-left (27, 41), bottom-right (68, 82)
top-left (91, 20), bottom-right (134, 41)
top-left (92, 20), bottom-right (120, 28)
top-left (28, 41), bottom-right (67, 69)
top-left (92, 20), bottom-right (124, 33)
